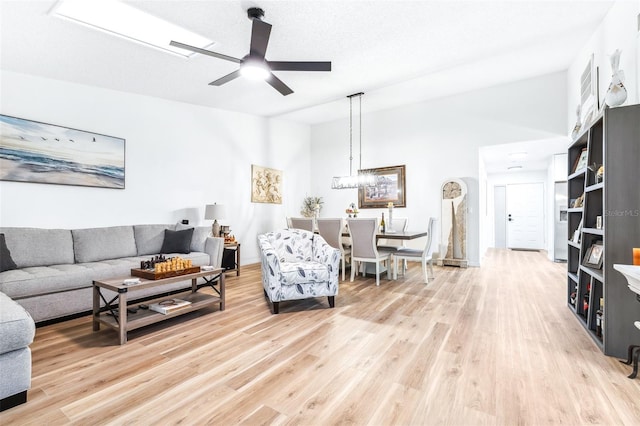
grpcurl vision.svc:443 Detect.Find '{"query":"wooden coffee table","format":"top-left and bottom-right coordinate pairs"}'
top-left (92, 268), bottom-right (225, 344)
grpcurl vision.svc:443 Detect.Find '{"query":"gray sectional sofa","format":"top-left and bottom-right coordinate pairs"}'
top-left (0, 223), bottom-right (224, 410)
top-left (0, 291), bottom-right (35, 411)
top-left (0, 224), bottom-right (224, 323)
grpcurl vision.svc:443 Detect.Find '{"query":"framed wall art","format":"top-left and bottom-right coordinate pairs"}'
top-left (358, 164), bottom-right (406, 208)
top-left (251, 164), bottom-right (282, 204)
top-left (579, 54), bottom-right (599, 125)
top-left (0, 114), bottom-right (125, 189)
top-left (583, 241), bottom-right (604, 269)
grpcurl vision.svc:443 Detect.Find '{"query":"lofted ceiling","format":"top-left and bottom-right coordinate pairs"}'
top-left (0, 0), bottom-right (614, 126)
top-left (480, 138), bottom-right (568, 174)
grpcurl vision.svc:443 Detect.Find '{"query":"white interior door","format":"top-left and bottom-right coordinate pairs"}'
top-left (506, 183), bottom-right (544, 250)
top-left (494, 185), bottom-right (506, 248)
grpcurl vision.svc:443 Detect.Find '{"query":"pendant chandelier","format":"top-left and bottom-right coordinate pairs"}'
top-left (331, 92), bottom-right (375, 189)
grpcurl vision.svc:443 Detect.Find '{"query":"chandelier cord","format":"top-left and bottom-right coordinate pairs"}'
top-left (349, 96), bottom-right (353, 177)
top-left (358, 94), bottom-right (362, 171)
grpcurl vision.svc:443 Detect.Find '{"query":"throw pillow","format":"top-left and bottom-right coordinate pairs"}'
top-left (160, 228), bottom-right (194, 254)
top-left (0, 233), bottom-right (18, 272)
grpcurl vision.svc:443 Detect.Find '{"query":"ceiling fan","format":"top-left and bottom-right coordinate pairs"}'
top-left (170, 7), bottom-right (331, 96)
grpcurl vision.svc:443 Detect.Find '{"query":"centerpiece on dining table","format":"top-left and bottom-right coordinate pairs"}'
top-left (386, 202), bottom-right (396, 233)
top-left (345, 202), bottom-right (359, 218)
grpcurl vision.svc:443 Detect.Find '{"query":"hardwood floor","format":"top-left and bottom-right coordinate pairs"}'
top-left (2, 248), bottom-right (640, 425)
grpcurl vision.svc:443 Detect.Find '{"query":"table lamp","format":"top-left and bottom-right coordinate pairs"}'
top-left (205, 203), bottom-right (226, 237)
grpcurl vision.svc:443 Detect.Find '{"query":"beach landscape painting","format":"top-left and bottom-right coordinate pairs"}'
top-left (0, 115), bottom-right (125, 189)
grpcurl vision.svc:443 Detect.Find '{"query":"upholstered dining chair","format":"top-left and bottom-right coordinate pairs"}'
top-left (393, 217), bottom-right (438, 283)
top-left (377, 217), bottom-right (409, 250)
top-left (289, 217), bottom-right (315, 232)
top-left (347, 218), bottom-right (391, 286)
top-left (317, 218), bottom-right (351, 281)
top-left (377, 217), bottom-right (409, 271)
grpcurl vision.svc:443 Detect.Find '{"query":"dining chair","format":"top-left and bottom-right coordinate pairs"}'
top-left (317, 218), bottom-right (351, 281)
top-left (377, 217), bottom-right (409, 267)
top-left (377, 217), bottom-right (409, 250)
top-left (289, 217), bottom-right (314, 232)
top-left (393, 217), bottom-right (437, 283)
top-left (347, 218), bottom-right (391, 286)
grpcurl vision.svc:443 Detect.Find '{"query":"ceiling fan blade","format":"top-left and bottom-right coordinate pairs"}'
top-left (170, 40), bottom-right (241, 64)
top-left (268, 61), bottom-right (332, 72)
top-left (266, 72), bottom-right (293, 96)
top-left (249, 19), bottom-right (272, 59)
top-left (209, 70), bottom-right (241, 86)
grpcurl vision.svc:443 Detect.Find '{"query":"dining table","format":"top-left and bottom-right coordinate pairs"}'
top-left (341, 229), bottom-right (429, 279)
top-left (342, 230), bottom-right (428, 240)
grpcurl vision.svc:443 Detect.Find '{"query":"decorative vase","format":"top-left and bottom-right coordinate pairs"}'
top-left (604, 49), bottom-right (627, 107)
top-left (570, 105), bottom-right (582, 140)
top-left (387, 206), bottom-right (394, 232)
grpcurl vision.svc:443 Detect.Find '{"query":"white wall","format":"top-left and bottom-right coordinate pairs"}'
top-left (310, 72), bottom-right (568, 266)
top-left (0, 71), bottom-right (312, 264)
top-left (567, 1), bottom-right (640, 130)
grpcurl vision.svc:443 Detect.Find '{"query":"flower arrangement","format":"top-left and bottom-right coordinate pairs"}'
top-left (301, 196), bottom-right (323, 218)
top-left (345, 202), bottom-right (359, 217)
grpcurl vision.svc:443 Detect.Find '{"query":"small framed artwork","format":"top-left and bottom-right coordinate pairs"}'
top-left (0, 114), bottom-right (125, 189)
top-left (358, 164), bottom-right (406, 208)
top-left (251, 164), bottom-right (282, 204)
top-left (573, 148), bottom-right (588, 173)
top-left (583, 242), bottom-right (604, 269)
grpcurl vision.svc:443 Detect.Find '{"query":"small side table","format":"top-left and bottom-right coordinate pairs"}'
top-left (613, 264), bottom-right (640, 379)
top-left (621, 321), bottom-right (640, 379)
top-left (224, 242), bottom-right (241, 276)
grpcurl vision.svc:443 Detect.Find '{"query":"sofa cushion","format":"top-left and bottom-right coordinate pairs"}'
top-left (0, 291), bottom-right (35, 354)
top-left (0, 227), bottom-right (74, 268)
top-left (176, 224), bottom-right (210, 253)
top-left (279, 261), bottom-right (329, 286)
top-left (160, 228), bottom-right (194, 254)
top-left (72, 226), bottom-right (137, 263)
top-left (134, 224), bottom-right (175, 256)
top-left (0, 263), bottom-right (119, 299)
top-left (0, 234), bottom-right (17, 272)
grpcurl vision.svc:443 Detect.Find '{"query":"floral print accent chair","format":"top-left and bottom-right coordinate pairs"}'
top-left (258, 229), bottom-right (341, 314)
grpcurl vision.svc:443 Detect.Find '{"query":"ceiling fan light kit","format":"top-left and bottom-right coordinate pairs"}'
top-left (171, 7), bottom-right (331, 95)
top-left (240, 59), bottom-right (270, 81)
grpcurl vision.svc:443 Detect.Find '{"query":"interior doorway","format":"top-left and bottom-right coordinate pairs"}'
top-left (506, 182), bottom-right (545, 250)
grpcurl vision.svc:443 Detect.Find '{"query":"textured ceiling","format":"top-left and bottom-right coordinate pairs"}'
top-left (0, 0), bottom-right (614, 125)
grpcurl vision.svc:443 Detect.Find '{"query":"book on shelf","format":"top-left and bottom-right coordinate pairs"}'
top-left (149, 299), bottom-right (192, 315)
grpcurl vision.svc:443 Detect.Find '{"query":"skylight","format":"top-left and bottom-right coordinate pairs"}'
top-left (51, 0), bottom-right (214, 57)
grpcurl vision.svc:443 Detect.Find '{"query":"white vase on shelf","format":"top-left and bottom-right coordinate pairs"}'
top-left (604, 49), bottom-right (627, 107)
